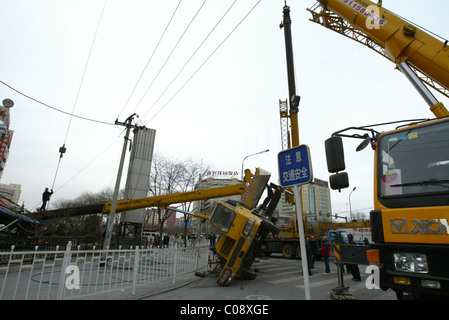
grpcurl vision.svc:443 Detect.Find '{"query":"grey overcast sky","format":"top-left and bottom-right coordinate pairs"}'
top-left (0, 0), bottom-right (447, 218)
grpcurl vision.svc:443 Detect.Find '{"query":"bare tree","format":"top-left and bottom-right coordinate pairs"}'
top-left (179, 157), bottom-right (211, 246)
top-left (148, 153), bottom-right (212, 246)
top-left (47, 187), bottom-right (122, 236)
top-left (350, 210), bottom-right (368, 222)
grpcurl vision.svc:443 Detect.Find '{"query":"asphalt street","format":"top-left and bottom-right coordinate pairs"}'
top-left (143, 253), bottom-right (397, 301)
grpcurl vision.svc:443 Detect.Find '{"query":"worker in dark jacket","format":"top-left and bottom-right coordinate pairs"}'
top-left (40, 188), bottom-right (53, 211)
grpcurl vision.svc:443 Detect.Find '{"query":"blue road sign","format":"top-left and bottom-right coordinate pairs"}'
top-left (278, 145), bottom-right (313, 187)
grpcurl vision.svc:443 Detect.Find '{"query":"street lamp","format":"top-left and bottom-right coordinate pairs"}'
top-left (349, 186), bottom-right (357, 220)
top-left (241, 149), bottom-right (269, 180)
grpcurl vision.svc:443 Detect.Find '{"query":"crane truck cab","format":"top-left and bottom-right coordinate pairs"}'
top-left (205, 168), bottom-right (283, 286)
top-left (325, 116), bottom-right (449, 299)
top-left (210, 199), bottom-right (279, 286)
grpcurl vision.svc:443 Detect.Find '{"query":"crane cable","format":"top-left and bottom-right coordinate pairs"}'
top-left (49, 0), bottom-right (108, 207)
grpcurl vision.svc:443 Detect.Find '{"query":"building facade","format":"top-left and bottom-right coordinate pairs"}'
top-left (277, 178), bottom-right (332, 223)
top-left (0, 183), bottom-right (21, 204)
top-left (0, 101), bottom-right (13, 181)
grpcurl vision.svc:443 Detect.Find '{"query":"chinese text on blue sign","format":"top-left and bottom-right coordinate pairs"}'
top-left (278, 145), bottom-right (313, 187)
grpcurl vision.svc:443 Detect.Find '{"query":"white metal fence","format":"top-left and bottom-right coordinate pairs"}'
top-left (0, 241), bottom-right (210, 300)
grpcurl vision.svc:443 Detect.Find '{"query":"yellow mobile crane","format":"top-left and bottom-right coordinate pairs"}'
top-left (265, 213), bottom-right (370, 259)
top-left (308, 0), bottom-right (449, 117)
top-left (309, 0), bottom-right (449, 299)
top-left (43, 168), bottom-right (284, 287)
top-left (268, 4), bottom-right (372, 260)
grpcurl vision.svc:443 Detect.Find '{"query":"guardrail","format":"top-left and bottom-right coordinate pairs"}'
top-left (0, 241), bottom-right (210, 300)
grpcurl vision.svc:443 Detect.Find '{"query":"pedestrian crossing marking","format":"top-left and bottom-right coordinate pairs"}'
top-left (261, 270), bottom-right (301, 282)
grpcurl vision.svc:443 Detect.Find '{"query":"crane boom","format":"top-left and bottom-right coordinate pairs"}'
top-left (317, 0), bottom-right (449, 299)
top-left (281, 5), bottom-right (301, 148)
top-left (309, 0), bottom-right (449, 117)
top-left (41, 183), bottom-right (248, 220)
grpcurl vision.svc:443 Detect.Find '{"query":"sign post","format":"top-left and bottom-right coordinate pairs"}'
top-left (278, 145), bottom-right (313, 300)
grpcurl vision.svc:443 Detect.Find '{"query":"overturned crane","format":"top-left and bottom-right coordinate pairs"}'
top-left (41, 168), bottom-right (285, 287)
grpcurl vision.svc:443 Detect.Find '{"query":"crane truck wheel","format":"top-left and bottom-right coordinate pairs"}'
top-left (240, 268), bottom-right (257, 280)
top-left (281, 244), bottom-right (296, 259)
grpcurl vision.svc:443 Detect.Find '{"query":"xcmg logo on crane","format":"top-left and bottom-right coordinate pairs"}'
top-left (391, 218), bottom-right (449, 235)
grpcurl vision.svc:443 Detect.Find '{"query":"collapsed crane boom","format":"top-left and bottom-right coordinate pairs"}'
top-left (41, 183), bottom-right (248, 220)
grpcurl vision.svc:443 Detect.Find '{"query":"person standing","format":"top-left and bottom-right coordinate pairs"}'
top-left (163, 234), bottom-right (170, 248)
top-left (305, 236), bottom-right (313, 276)
top-left (309, 235), bottom-right (317, 269)
top-left (40, 188), bottom-right (53, 211)
top-left (210, 232), bottom-right (217, 246)
top-left (320, 236), bottom-right (331, 274)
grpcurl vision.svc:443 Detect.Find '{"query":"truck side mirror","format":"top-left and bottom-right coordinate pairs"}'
top-left (329, 172), bottom-right (349, 191)
top-left (325, 136), bottom-right (349, 191)
top-left (325, 136), bottom-right (346, 173)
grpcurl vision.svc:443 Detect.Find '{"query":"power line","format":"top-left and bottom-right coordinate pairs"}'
top-left (0, 80), bottom-right (114, 126)
top-left (145, 0), bottom-right (262, 123)
top-left (132, 0), bottom-right (208, 116)
top-left (29, 130), bottom-right (124, 211)
top-left (63, 0), bottom-right (108, 143)
top-left (54, 131), bottom-right (124, 194)
top-left (117, 0), bottom-right (183, 119)
top-left (50, 0), bottom-right (108, 206)
top-left (141, 0), bottom-right (239, 119)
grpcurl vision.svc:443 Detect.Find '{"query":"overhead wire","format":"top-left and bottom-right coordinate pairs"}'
top-left (117, 0), bottom-right (183, 119)
top-left (53, 130), bottom-right (125, 194)
top-left (0, 80), bottom-right (115, 126)
top-left (141, 0), bottom-right (239, 120)
top-left (131, 0), bottom-right (208, 117)
top-left (145, 0), bottom-right (262, 123)
top-left (6, 0), bottom-right (261, 207)
top-left (62, 0), bottom-right (108, 146)
top-left (29, 130), bottom-right (124, 211)
top-left (49, 0), bottom-right (108, 207)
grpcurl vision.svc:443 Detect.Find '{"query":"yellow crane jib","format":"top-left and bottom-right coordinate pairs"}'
top-left (41, 183), bottom-right (247, 220)
top-left (309, 0), bottom-right (449, 117)
top-left (102, 184), bottom-right (248, 214)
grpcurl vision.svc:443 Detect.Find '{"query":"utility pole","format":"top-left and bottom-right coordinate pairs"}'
top-left (103, 113), bottom-right (143, 249)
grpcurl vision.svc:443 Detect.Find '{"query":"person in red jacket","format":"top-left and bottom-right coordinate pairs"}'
top-left (320, 236), bottom-right (331, 274)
